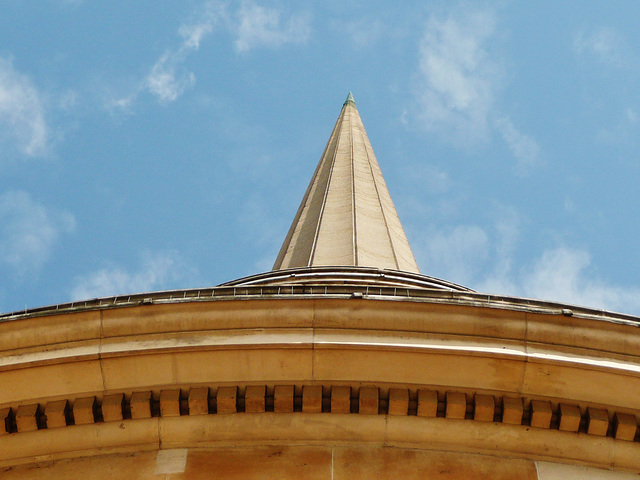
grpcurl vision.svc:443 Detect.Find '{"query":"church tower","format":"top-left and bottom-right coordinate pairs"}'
top-left (0, 95), bottom-right (639, 479)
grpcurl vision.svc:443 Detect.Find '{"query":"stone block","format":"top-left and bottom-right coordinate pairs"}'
top-left (274, 385), bottom-right (294, 413)
top-left (102, 393), bottom-right (124, 422)
top-left (45, 399), bottom-right (69, 428)
top-left (417, 389), bottom-right (438, 418)
top-left (0, 407), bottom-right (12, 435)
top-left (73, 396), bottom-right (96, 425)
top-left (388, 388), bottom-right (409, 416)
top-left (331, 386), bottom-right (351, 414)
top-left (614, 412), bottom-right (637, 441)
top-left (131, 391), bottom-right (152, 419)
top-left (502, 397), bottom-right (523, 425)
top-left (245, 385), bottom-right (266, 413)
top-left (359, 386), bottom-right (378, 415)
top-left (302, 385), bottom-right (322, 413)
top-left (587, 407), bottom-right (609, 436)
top-left (16, 404), bottom-right (39, 432)
top-left (188, 387), bottom-right (209, 415)
top-left (530, 400), bottom-right (552, 428)
top-left (558, 403), bottom-right (581, 432)
top-left (160, 389), bottom-right (181, 417)
top-left (445, 392), bottom-right (466, 419)
top-left (473, 394), bottom-right (494, 422)
top-left (217, 386), bottom-right (237, 414)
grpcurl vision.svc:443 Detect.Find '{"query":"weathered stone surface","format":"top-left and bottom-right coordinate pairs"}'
top-left (244, 385), bottom-right (266, 413)
top-left (474, 394), bottom-right (494, 422)
top-left (359, 387), bottom-right (378, 415)
top-left (0, 407), bottom-right (11, 434)
top-left (417, 389), bottom-right (437, 418)
top-left (446, 392), bottom-right (466, 419)
top-left (331, 386), bottom-right (351, 414)
top-left (530, 400), bottom-right (552, 429)
top-left (216, 386), bottom-right (237, 414)
top-left (614, 412), bottom-right (637, 441)
top-left (101, 393), bottom-right (124, 422)
top-left (16, 404), bottom-right (39, 432)
top-left (388, 388), bottom-right (409, 416)
top-left (73, 396), bottom-right (96, 425)
top-left (502, 397), bottom-right (523, 425)
top-left (130, 391), bottom-right (152, 419)
top-left (587, 407), bottom-right (609, 436)
top-left (302, 385), bottom-right (322, 413)
top-left (44, 400), bottom-right (68, 428)
top-left (558, 404), bottom-right (581, 432)
top-left (274, 385), bottom-right (294, 413)
top-left (160, 389), bottom-right (181, 417)
top-left (188, 387), bottom-right (209, 415)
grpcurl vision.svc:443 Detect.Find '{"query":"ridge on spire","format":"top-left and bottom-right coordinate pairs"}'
top-left (273, 94), bottom-right (420, 273)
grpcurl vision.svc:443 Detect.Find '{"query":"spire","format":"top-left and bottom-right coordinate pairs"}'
top-left (273, 93), bottom-right (420, 273)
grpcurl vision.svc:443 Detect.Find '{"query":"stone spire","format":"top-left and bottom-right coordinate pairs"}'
top-left (273, 93), bottom-right (420, 273)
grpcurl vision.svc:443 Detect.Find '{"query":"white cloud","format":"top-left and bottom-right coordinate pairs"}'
top-left (335, 18), bottom-right (384, 49)
top-left (416, 8), bottom-right (499, 141)
top-left (111, 1), bottom-right (221, 109)
top-left (496, 117), bottom-right (541, 176)
top-left (0, 57), bottom-right (48, 157)
top-left (574, 27), bottom-right (631, 68)
top-left (414, 7), bottom-right (540, 174)
top-left (234, 1), bottom-right (311, 52)
top-left (418, 224), bottom-right (489, 286)
top-left (521, 247), bottom-right (640, 314)
top-left (0, 190), bottom-right (75, 275)
top-left (70, 251), bottom-right (196, 300)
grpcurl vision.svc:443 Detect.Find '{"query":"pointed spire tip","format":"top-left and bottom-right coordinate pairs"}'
top-left (344, 92), bottom-right (355, 106)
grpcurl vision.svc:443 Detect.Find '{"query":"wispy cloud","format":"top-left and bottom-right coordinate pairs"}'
top-left (0, 190), bottom-right (75, 275)
top-left (110, 1), bottom-right (310, 110)
top-left (70, 251), bottom-right (197, 300)
top-left (573, 27), bottom-right (633, 68)
top-left (0, 57), bottom-right (48, 157)
top-left (416, 8), bottom-right (499, 141)
top-left (414, 6), bottom-right (540, 174)
top-left (111, 2), bottom-right (222, 109)
top-left (234, 1), bottom-right (311, 53)
top-left (495, 117), bottom-right (541, 176)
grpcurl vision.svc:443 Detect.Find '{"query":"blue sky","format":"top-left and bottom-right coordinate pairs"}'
top-left (2, 1), bottom-right (640, 315)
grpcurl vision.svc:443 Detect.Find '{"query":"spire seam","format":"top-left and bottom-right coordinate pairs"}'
top-left (360, 129), bottom-right (400, 270)
top-left (349, 105), bottom-right (358, 266)
top-left (308, 105), bottom-right (346, 266)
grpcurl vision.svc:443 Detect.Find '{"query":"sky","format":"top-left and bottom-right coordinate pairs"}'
top-left (1, 1), bottom-right (640, 316)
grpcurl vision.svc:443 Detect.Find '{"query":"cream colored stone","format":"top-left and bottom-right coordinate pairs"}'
top-left (160, 389), bottom-right (181, 417)
top-left (417, 389), bottom-right (437, 418)
top-left (302, 385), bottom-right (322, 413)
top-left (154, 448), bottom-right (188, 474)
top-left (101, 393), bottom-right (123, 422)
top-left (559, 403), bottom-right (581, 432)
top-left (388, 388), bottom-right (409, 416)
top-left (446, 391), bottom-right (466, 419)
top-left (15, 404), bottom-right (39, 432)
top-left (614, 412), bottom-right (637, 441)
top-left (502, 396), bottom-right (523, 425)
top-left (44, 400), bottom-right (68, 429)
top-left (530, 400), bottom-right (552, 429)
top-left (216, 386), bottom-right (237, 414)
top-left (331, 386), bottom-right (351, 414)
top-left (244, 385), bottom-right (266, 413)
top-left (188, 387), bottom-right (209, 415)
top-left (359, 386), bottom-right (378, 415)
top-left (72, 396), bottom-right (96, 425)
top-left (274, 385), bottom-right (294, 413)
top-left (587, 407), bottom-right (609, 436)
